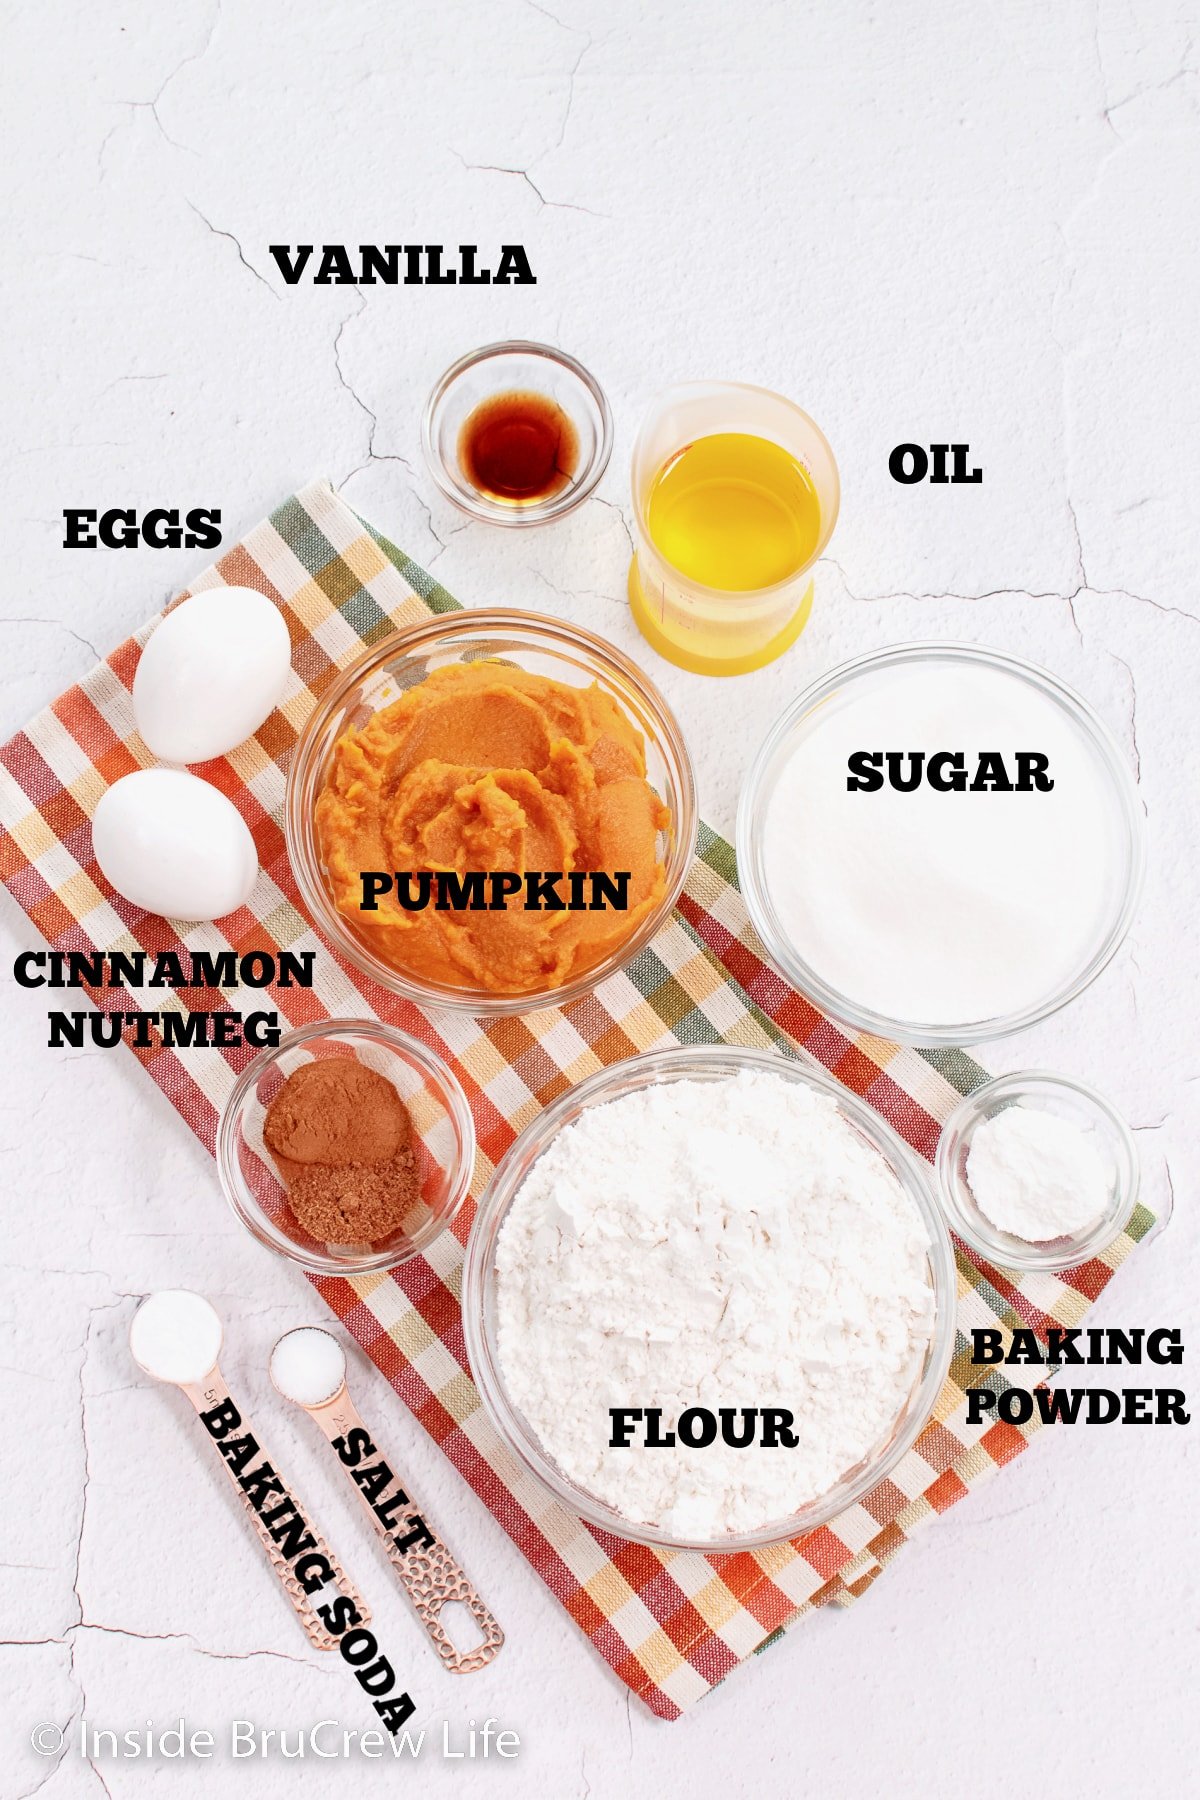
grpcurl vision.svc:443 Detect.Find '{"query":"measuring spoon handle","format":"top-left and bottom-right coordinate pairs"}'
top-left (375, 1511), bottom-right (504, 1675)
top-left (183, 1371), bottom-right (369, 1652)
top-left (317, 1397), bottom-right (503, 1674)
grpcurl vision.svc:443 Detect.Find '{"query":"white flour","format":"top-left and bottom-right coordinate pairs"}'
top-left (967, 1105), bottom-right (1110, 1241)
top-left (494, 1070), bottom-right (936, 1539)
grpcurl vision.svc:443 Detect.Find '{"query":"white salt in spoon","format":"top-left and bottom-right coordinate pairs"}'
top-left (270, 1327), bottom-right (503, 1674)
top-left (129, 1290), bottom-right (368, 1650)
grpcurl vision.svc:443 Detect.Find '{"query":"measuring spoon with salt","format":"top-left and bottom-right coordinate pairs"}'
top-left (129, 1290), bottom-right (368, 1651)
top-left (270, 1327), bottom-right (503, 1674)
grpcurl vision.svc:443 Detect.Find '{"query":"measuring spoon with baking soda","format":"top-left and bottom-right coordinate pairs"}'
top-left (129, 1290), bottom-right (368, 1650)
top-left (270, 1327), bottom-right (503, 1673)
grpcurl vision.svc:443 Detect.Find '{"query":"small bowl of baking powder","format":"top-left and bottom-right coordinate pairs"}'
top-left (935, 1070), bottom-right (1139, 1272)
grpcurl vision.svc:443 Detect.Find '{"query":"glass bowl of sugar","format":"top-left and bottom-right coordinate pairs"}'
top-left (737, 643), bottom-right (1145, 1047)
top-left (935, 1070), bottom-right (1140, 1272)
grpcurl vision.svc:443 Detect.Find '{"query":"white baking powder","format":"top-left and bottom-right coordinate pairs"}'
top-left (761, 661), bottom-right (1122, 1025)
top-left (966, 1105), bottom-right (1110, 1241)
top-left (494, 1070), bottom-right (936, 1539)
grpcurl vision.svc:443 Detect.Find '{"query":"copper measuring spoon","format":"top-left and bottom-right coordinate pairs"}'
top-left (270, 1327), bottom-right (503, 1674)
top-left (130, 1290), bottom-right (368, 1650)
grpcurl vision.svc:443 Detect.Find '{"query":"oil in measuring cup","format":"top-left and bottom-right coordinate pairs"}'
top-left (646, 433), bottom-right (821, 592)
top-left (628, 383), bottom-right (839, 676)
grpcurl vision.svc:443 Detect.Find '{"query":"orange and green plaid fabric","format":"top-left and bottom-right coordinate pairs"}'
top-left (0, 482), bottom-right (1154, 1720)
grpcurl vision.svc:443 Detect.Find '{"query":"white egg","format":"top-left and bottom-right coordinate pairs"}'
top-left (92, 770), bottom-right (259, 922)
top-left (133, 586), bottom-right (291, 764)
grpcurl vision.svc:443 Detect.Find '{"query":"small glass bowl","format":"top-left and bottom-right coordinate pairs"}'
top-left (422, 341), bottom-right (613, 526)
top-left (285, 609), bottom-right (697, 1015)
top-left (462, 1045), bottom-right (957, 1553)
top-left (935, 1070), bottom-right (1139, 1271)
top-left (737, 642), bottom-right (1145, 1047)
top-left (216, 1021), bottom-right (475, 1275)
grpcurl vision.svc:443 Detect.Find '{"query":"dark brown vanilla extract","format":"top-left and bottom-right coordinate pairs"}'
top-left (457, 390), bottom-right (579, 505)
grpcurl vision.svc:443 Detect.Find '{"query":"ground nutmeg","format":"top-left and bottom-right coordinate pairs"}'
top-left (263, 1058), bottom-right (418, 1244)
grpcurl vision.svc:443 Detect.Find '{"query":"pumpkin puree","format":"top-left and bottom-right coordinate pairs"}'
top-left (315, 663), bottom-right (670, 994)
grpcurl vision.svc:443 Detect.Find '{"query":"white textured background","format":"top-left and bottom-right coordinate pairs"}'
top-left (2, 2), bottom-right (1197, 1795)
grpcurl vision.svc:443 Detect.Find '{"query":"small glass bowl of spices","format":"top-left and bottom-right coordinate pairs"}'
top-left (422, 341), bottom-right (613, 525)
top-left (935, 1070), bottom-right (1140, 1272)
top-left (217, 1020), bottom-right (476, 1275)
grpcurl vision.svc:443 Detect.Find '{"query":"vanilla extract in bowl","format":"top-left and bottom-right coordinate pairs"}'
top-left (457, 389), bottom-right (580, 505)
top-left (423, 342), bottom-right (612, 525)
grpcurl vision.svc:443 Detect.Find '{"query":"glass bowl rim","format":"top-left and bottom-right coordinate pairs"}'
top-left (934, 1067), bottom-right (1140, 1272)
top-left (736, 639), bottom-right (1146, 1047)
top-left (461, 1042), bottom-right (957, 1552)
top-left (284, 606), bottom-right (698, 1015)
top-left (215, 1017), bottom-right (477, 1275)
top-left (421, 339), bottom-right (614, 526)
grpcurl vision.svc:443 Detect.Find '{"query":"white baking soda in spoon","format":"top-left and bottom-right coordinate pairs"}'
top-left (129, 1288), bottom-right (224, 1383)
top-left (129, 1291), bottom-right (368, 1649)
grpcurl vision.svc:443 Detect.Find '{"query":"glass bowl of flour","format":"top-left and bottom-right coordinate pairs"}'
top-left (462, 1046), bottom-right (956, 1552)
top-left (737, 643), bottom-right (1145, 1046)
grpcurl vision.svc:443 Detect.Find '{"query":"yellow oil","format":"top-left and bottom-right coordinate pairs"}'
top-left (645, 432), bottom-right (821, 591)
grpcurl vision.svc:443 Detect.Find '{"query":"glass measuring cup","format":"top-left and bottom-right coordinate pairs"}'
top-left (627, 382), bottom-right (839, 676)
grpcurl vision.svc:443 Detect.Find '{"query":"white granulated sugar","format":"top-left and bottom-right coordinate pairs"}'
top-left (762, 662), bottom-right (1121, 1025)
top-left (966, 1105), bottom-right (1111, 1241)
top-left (494, 1070), bottom-right (936, 1539)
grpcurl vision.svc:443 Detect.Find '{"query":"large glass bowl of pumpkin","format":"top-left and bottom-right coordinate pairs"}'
top-left (285, 610), bottom-right (697, 1015)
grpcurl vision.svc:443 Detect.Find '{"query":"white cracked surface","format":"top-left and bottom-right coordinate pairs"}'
top-left (1, 2), bottom-right (1197, 1795)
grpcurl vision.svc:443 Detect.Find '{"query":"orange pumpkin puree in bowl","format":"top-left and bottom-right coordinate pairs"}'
top-left (314, 663), bottom-right (671, 996)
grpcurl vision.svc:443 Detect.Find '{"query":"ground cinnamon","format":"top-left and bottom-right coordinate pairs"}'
top-left (263, 1058), bottom-right (418, 1244)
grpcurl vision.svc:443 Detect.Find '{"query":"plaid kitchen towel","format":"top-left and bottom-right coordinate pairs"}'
top-left (0, 482), bottom-right (1154, 1720)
